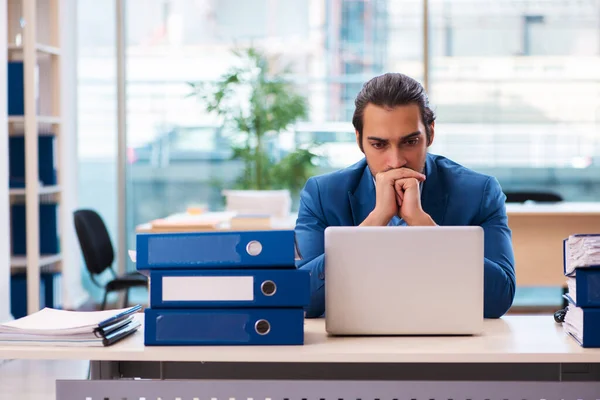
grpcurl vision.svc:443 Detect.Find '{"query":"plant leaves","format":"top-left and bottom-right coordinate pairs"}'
top-left (189, 46), bottom-right (319, 192)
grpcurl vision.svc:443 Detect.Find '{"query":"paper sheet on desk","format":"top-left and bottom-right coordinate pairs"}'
top-left (0, 306), bottom-right (140, 335)
top-left (0, 306), bottom-right (142, 347)
top-left (563, 304), bottom-right (584, 344)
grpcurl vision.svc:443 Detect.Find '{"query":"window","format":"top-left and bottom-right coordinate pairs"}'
top-left (75, 0), bottom-right (600, 308)
top-left (429, 0), bottom-right (600, 200)
top-left (122, 0), bottom-right (423, 272)
top-left (77, 0), bottom-right (118, 301)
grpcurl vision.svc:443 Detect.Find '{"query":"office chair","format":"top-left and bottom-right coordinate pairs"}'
top-left (74, 209), bottom-right (148, 310)
top-left (504, 191), bottom-right (563, 203)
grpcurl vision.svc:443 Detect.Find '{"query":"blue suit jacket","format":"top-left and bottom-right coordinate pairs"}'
top-left (294, 153), bottom-right (516, 319)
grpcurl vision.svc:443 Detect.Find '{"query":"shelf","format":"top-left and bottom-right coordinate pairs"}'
top-left (7, 43), bottom-right (60, 56)
top-left (10, 254), bottom-right (62, 269)
top-left (9, 185), bottom-right (61, 196)
top-left (4, 0), bottom-right (65, 316)
top-left (8, 116), bottom-right (61, 124)
top-left (10, 263), bottom-right (62, 275)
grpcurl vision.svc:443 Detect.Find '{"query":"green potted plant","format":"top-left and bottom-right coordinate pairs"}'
top-left (188, 47), bottom-right (320, 216)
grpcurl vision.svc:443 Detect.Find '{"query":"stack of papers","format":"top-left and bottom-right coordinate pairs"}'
top-left (562, 234), bottom-right (600, 347)
top-left (567, 277), bottom-right (577, 302)
top-left (564, 234), bottom-right (600, 276)
top-left (0, 305), bottom-right (141, 347)
top-left (148, 211), bottom-right (237, 233)
top-left (230, 214), bottom-right (272, 230)
top-left (563, 304), bottom-right (584, 344)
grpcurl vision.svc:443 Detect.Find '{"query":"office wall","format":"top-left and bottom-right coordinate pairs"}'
top-left (0, 0), bottom-right (12, 322)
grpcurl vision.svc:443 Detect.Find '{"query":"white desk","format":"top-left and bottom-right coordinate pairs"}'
top-left (0, 316), bottom-right (599, 370)
top-left (6, 316), bottom-right (600, 399)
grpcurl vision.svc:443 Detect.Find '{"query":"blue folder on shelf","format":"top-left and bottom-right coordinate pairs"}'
top-left (149, 268), bottom-right (310, 309)
top-left (563, 298), bottom-right (600, 348)
top-left (9, 135), bottom-right (57, 187)
top-left (11, 203), bottom-right (60, 255)
top-left (144, 308), bottom-right (305, 346)
top-left (136, 230), bottom-right (297, 270)
top-left (8, 62), bottom-right (25, 115)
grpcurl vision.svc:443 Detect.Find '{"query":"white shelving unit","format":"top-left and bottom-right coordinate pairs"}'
top-left (6, 0), bottom-right (63, 315)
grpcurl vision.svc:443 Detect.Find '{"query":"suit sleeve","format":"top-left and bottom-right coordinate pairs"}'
top-left (478, 176), bottom-right (517, 318)
top-left (294, 177), bottom-right (328, 318)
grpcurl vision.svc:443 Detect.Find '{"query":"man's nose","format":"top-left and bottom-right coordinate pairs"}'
top-left (387, 149), bottom-right (406, 169)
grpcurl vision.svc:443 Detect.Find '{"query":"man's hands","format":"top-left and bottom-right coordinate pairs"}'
top-left (394, 177), bottom-right (436, 226)
top-left (361, 167), bottom-right (436, 226)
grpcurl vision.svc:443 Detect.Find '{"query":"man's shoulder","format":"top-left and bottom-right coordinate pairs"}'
top-left (300, 158), bottom-right (366, 225)
top-left (428, 154), bottom-right (505, 223)
top-left (429, 153), bottom-right (496, 191)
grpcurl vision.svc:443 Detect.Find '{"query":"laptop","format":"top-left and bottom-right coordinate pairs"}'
top-left (324, 226), bottom-right (484, 335)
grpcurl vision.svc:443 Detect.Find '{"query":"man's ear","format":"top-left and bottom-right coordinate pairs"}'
top-left (355, 130), bottom-right (364, 153)
top-left (427, 122), bottom-right (435, 147)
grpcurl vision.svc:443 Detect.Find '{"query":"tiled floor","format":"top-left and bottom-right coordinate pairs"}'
top-left (0, 359), bottom-right (88, 400)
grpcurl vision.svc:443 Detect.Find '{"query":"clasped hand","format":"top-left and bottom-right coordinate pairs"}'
top-left (367, 167), bottom-right (435, 226)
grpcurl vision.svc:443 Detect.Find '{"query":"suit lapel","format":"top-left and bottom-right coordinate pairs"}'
top-left (348, 165), bottom-right (376, 226)
top-left (420, 154), bottom-right (448, 225)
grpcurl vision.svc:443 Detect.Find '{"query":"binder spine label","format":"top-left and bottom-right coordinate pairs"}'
top-left (148, 235), bottom-right (241, 265)
top-left (155, 312), bottom-right (251, 343)
top-left (162, 276), bottom-right (254, 302)
top-left (149, 269), bottom-right (310, 308)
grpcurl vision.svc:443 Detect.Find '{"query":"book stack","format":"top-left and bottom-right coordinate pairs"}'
top-left (135, 229), bottom-right (310, 346)
top-left (562, 234), bottom-right (600, 348)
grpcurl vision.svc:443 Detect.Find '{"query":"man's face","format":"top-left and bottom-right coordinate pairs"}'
top-left (356, 103), bottom-right (434, 177)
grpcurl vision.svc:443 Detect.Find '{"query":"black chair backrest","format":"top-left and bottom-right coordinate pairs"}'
top-left (73, 209), bottom-right (115, 276)
top-left (504, 191), bottom-right (563, 203)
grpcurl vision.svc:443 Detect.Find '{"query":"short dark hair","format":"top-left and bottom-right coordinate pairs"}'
top-left (352, 73), bottom-right (436, 150)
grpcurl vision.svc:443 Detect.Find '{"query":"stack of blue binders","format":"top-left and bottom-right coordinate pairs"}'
top-left (136, 229), bottom-right (310, 346)
top-left (562, 234), bottom-right (600, 348)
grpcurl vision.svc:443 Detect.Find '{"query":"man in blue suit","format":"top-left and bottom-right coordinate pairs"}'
top-left (295, 73), bottom-right (516, 319)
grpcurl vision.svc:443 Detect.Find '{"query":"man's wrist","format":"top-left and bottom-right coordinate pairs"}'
top-left (405, 211), bottom-right (437, 226)
top-left (360, 211), bottom-right (390, 226)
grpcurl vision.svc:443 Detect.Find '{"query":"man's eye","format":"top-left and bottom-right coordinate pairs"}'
top-left (406, 138), bottom-right (419, 146)
top-left (372, 142), bottom-right (385, 149)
